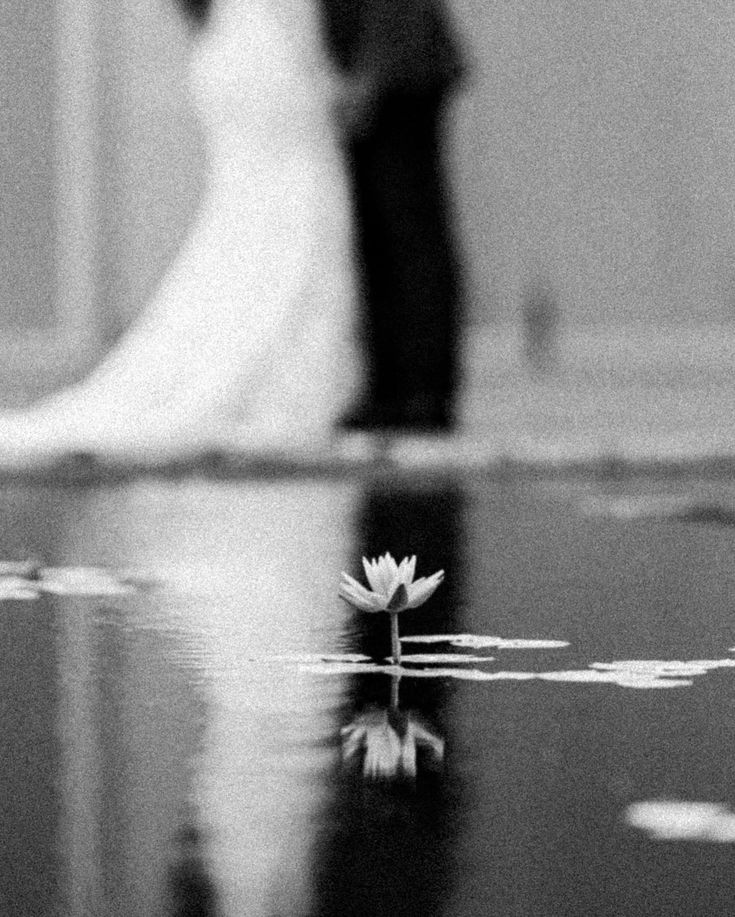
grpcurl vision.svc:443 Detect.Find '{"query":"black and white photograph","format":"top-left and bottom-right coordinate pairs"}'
top-left (3, 1), bottom-right (735, 914)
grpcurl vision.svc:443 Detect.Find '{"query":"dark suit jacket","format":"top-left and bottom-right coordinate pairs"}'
top-left (319, 0), bottom-right (465, 97)
top-left (178, 0), bottom-right (210, 24)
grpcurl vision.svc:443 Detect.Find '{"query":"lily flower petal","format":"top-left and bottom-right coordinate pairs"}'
top-left (387, 554), bottom-right (416, 597)
top-left (341, 589), bottom-right (386, 612)
top-left (341, 576), bottom-right (385, 602)
top-left (339, 574), bottom-right (387, 611)
top-left (340, 571), bottom-right (370, 593)
top-left (406, 570), bottom-right (445, 608)
top-left (392, 556), bottom-right (411, 592)
top-left (374, 553), bottom-right (398, 595)
top-left (383, 553), bottom-right (399, 578)
top-left (368, 556), bottom-right (391, 595)
top-left (362, 557), bottom-right (383, 593)
top-left (338, 589), bottom-right (368, 612)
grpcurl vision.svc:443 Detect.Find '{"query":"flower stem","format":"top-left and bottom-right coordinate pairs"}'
top-left (390, 612), bottom-right (401, 666)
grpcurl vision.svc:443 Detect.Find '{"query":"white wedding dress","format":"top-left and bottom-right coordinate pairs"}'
top-left (0, 0), bottom-right (357, 465)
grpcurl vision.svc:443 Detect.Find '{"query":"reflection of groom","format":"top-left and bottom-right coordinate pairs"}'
top-left (320, 0), bottom-right (466, 433)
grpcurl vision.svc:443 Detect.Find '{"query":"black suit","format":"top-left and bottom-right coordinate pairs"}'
top-left (320, 0), bottom-right (465, 431)
top-left (178, 0), bottom-right (209, 24)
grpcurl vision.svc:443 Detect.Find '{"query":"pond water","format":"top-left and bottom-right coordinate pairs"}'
top-left (3, 473), bottom-right (735, 916)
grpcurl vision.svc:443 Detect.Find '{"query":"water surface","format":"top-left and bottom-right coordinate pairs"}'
top-left (2, 475), bottom-right (735, 915)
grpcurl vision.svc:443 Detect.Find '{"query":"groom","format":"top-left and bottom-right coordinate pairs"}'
top-left (320, 0), bottom-right (466, 434)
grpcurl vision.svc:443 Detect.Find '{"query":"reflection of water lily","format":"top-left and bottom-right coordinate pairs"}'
top-left (339, 553), bottom-right (444, 663)
top-left (341, 708), bottom-right (445, 780)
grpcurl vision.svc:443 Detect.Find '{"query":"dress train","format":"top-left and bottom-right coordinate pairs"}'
top-left (0, 0), bottom-right (357, 467)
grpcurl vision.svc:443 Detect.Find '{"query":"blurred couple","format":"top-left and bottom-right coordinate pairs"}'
top-left (0, 0), bottom-right (464, 466)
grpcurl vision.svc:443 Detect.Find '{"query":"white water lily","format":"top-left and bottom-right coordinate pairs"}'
top-left (339, 553), bottom-right (445, 665)
top-left (339, 553), bottom-right (444, 614)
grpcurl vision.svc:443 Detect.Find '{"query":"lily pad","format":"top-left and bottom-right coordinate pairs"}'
top-left (38, 567), bottom-right (138, 597)
top-left (591, 659), bottom-right (735, 677)
top-left (400, 668), bottom-right (536, 681)
top-left (296, 661), bottom-right (695, 687)
top-left (272, 653), bottom-right (373, 664)
top-left (0, 577), bottom-right (40, 601)
top-left (389, 654), bottom-right (496, 665)
top-left (299, 662), bottom-right (400, 676)
top-left (625, 800), bottom-right (735, 842)
top-left (401, 634), bottom-right (570, 650)
top-left (537, 670), bottom-right (692, 688)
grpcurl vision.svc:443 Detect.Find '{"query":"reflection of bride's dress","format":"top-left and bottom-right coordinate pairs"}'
top-left (0, 0), bottom-right (356, 464)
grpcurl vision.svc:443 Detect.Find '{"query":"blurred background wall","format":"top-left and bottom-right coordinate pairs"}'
top-left (0, 2), bottom-right (57, 330)
top-left (449, 0), bottom-right (735, 329)
top-left (2, 0), bottom-right (735, 393)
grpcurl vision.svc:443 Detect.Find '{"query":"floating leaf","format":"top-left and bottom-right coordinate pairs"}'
top-left (0, 577), bottom-right (39, 601)
top-left (402, 634), bottom-right (570, 650)
top-left (299, 662), bottom-right (400, 676)
top-left (390, 654), bottom-right (496, 665)
top-left (401, 668), bottom-right (536, 681)
top-left (625, 801), bottom-right (735, 842)
top-left (271, 653), bottom-right (373, 664)
top-left (591, 659), bottom-right (735, 677)
top-left (297, 662), bottom-right (696, 686)
top-left (38, 567), bottom-right (138, 597)
top-left (538, 670), bottom-right (692, 688)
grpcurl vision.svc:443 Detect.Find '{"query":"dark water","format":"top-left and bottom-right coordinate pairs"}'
top-left (2, 475), bottom-right (735, 916)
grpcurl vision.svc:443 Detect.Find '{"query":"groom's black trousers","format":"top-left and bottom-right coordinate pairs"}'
top-left (348, 92), bottom-right (462, 429)
top-left (317, 0), bottom-right (466, 428)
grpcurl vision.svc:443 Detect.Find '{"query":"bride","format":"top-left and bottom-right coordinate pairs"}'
top-left (0, 0), bottom-right (358, 466)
